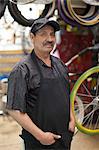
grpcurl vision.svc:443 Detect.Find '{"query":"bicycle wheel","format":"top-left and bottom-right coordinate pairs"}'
top-left (70, 66), bottom-right (99, 135)
top-left (8, 0), bottom-right (55, 27)
top-left (0, 0), bottom-right (8, 19)
top-left (67, 0), bottom-right (99, 26)
top-left (10, 0), bottom-right (53, 5)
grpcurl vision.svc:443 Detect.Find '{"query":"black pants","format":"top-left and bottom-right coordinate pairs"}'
top-left (24, 138), bottom-right (71, 150)
top-left (23, 130), bottom-right (73, 150)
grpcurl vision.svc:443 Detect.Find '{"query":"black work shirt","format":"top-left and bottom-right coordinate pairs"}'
top-left (7, 50), bottom-right (69, 113)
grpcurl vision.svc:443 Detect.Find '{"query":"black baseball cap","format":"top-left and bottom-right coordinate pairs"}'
top-left (30, 18), bottom-right (60, 34)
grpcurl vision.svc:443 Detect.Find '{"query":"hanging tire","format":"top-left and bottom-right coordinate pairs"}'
top-left (8, 0), bottom-right (55, 27)
top-left (0, 0), bottom-right (8, 19)
top-left (57, 0), bottom-right (79, 26)
top-left (66, 0), bottom-right (99, 26)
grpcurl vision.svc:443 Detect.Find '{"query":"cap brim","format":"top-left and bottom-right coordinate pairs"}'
top-left (46, 20), bottom-right (60, 32)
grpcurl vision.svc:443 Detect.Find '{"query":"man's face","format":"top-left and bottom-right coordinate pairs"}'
top-left (31, 25), bottom-right (56, 54)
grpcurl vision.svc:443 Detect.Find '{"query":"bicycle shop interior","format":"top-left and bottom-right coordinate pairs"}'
top-left (0, 0), bottom-right (99, 150)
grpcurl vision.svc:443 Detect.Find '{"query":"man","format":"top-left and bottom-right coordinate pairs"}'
top-left (7, 17), bottom-right (75, 150)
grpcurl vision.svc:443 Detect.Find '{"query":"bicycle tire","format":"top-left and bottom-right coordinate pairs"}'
top-left (8, 1), bottom-right (55, 27)
top-left (67, 0), bottom-right (99, 26)
top-left (70, 66), bottom-right (99, 135)
top-left (10, 0), bottom-right (53, 5)
top-left (57, 0), bottom-right (78, 26)
top-left (0, 0), bottom-right (8, 19)
top-left (9, 0), bottom-right (35, 5)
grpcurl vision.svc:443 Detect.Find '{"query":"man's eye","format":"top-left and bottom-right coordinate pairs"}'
top-left (37, 32), bottom-right (46, 36)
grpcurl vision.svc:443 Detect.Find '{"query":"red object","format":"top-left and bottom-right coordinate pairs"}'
top-left (57, 30), bottom-right (94, 74)
top-left (56, 30), bottom-right (94, 91)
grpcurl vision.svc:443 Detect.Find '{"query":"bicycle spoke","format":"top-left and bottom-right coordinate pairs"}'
top-left (82, 82), bottom-right (94, 100)
top-left (82, 107), bottom-right (97, 126)
top-left (77, 93), bottom-right (96, 98)
top-left (94, 115), bottom-right (99, 129)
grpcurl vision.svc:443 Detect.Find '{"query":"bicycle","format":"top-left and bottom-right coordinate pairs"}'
top-left (69, 43), bottom-right (99, 135)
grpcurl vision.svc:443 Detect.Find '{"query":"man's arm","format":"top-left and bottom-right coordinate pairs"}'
top-left (7, 110), bottom-right (61, 145)
top-left (69, 104), bottom-right (75, 132)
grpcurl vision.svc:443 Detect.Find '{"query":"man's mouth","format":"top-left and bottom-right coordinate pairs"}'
top-left (44, 43), bottom-right (53, 48)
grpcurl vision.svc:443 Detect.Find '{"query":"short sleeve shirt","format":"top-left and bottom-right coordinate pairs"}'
top-left (7, 50), bottom-right (69, 113)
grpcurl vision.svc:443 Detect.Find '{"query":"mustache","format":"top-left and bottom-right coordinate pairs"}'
top-left (43, 41), bottom-right (54, 47)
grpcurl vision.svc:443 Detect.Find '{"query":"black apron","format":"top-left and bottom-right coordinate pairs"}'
top-left (21, 52), bottom-right (73, 150)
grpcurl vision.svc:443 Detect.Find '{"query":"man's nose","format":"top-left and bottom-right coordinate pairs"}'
top-left (47, 35), bottom-right (54, 42)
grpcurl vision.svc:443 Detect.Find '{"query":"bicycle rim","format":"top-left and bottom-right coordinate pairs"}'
top-left (70, 66), bottom-right (99, 135)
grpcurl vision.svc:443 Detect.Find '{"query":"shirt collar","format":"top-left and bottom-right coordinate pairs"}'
top-left (31, 50), bottom-right (53, 68)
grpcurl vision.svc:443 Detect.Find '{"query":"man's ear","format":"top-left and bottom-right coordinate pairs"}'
top-left (30, 32), bottom-right (34, 40)
top-left (30, 32), bottom-right (34, 48)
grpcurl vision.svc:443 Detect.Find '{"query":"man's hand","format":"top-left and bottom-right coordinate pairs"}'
top-left (69, 104), bottom-right (75, 132)
top-left (39, 132), bottom-right (61, 145)
top-left (69, 120), bottom-right (75, 132)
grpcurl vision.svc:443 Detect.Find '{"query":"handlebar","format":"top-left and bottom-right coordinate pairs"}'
top-left (65, 43), bottom-right (99, 66)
